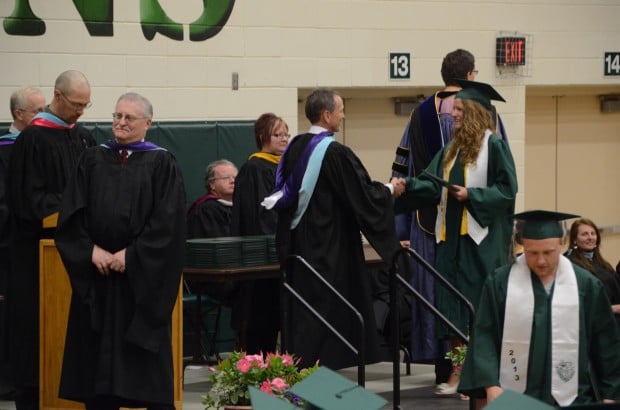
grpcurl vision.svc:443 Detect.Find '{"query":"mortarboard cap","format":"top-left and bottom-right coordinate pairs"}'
top-left (485, 389), bottom-right (555, 410)
top-left (513, 210), bottom-right (579, 240)
top-left (288, 366), bottom-right (388, 410)
top-left (249, 386), bottom-right (299, 410)
top-left (454, 79), bottom-right (506, 111)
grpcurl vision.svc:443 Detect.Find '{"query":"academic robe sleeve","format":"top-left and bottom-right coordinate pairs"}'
top-left (231, 158), bottom-right (277, 236)
top-left (56, 153), bottom-right (98, 306)
top-left (323, 143), bottom-right (401, 264)
top-left (582, 274), bottom-right (620, 401)
top-left (465, 136), bottom-right (517, 227)
top-left (393, 147), bottom-right (445, 215)
top-left (123, 153), bottom-right (187, 352)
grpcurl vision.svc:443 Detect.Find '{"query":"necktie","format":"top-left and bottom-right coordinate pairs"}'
top-left (120, 149), bottom-right (128, 165)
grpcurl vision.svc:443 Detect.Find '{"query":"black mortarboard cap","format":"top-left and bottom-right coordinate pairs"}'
top-left (513, 210), bottom-right (579, 240)
top-left (485, 389), bottom-right (555, 410)
top-left (454, 79), bottom-right (506, 111)
top-left (287, 367), bottom-right (388, 410)
top-left (249, 386), bottom-right (299, 410)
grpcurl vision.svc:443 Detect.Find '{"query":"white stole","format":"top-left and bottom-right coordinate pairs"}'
top-left (434, 130), bottom-right (491, 245)
top-left (500, 254), bottom-right (579, 406)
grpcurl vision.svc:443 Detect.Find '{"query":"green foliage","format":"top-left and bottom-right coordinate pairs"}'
top-left (202, 351), bottom-right (318, 409)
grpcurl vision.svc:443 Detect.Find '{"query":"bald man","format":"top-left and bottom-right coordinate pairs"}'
top-left (7, 71), bottom-right (96, 410)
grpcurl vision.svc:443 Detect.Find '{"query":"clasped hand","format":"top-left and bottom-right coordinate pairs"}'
top-left (92, 244), bottom-right (127, 275)
top-left (390, 177), bottom-right (406, 198)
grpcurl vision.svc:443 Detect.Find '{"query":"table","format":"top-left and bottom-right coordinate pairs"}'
top-left (182, 244), bottom-right (385, 365)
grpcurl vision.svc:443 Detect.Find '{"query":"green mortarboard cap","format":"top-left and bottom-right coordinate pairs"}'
top-left (289, 367), bottom-right (388, 410)
top-left (249, 386), bottom-right (299, 410)
top-left (454, 79), bottom-right (506, 111)
top-left (485, 389), bottom-right (555, 410)
top-left (513, 210), bottom-right (579, 240)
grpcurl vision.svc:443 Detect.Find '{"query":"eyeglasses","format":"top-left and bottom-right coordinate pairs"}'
top-left (112, 112), bottom-right (147, 123)
top-left (272, 133), bottom-right (291, 140)
top-left (210, 175), bottom-right (236, 182)
top-left (60, 92), bottom-right (92, 110)
top-left (18, 107), bottom-right (44, 115)
top-left (471, 69), bottom-right (479, 75)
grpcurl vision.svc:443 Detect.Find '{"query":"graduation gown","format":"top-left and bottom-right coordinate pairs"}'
top-left (276, 133), bottom-right (402, 370)
top-left (0, 136), bottom-right (13, 392)
top-left (55, 146), bottom-right (186, 404)
top-left (186, 197), bottom-right (235, 303)
top-left (231, 156), bottom-right (278, 236)
top-left (186, 197), bottom-right (232, 238)
top-left (394, 134), bottom-right (517, 337)
top-left (459, 261), bottom-right (620, 404)
top-left (7, 122), bottom-right (94, 389)
top-left (230, 154), bottom-right (280, 353)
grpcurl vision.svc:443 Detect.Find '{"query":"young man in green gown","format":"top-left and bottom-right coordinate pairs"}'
top-left (459, 210), bottom-right (620, 407)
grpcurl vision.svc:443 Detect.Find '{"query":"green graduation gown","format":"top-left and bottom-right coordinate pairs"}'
top-left (459, 260), bottom-right (620, 405)
top-left (394, 134), bottom-right (517, 336)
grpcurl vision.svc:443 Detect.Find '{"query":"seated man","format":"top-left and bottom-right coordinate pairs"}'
top-left (186, 159), bottom-right (237, 239)
top-left (459, 210), bottom-right (620, 407)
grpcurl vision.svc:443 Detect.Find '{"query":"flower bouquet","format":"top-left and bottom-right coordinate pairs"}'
top-left (445, 345), bottom-right (468, 376)
top-left (202, 351), bottom-right (318, 409)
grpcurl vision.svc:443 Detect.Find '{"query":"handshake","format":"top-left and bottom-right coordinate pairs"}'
top-left (390, 177), bottom-right (406, 198)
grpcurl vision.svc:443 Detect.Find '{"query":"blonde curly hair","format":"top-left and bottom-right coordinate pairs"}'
top-left (444, 99), bottom-right (495, 167)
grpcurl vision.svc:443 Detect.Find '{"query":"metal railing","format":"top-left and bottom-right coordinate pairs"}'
top-left (389, 247), bottom-right (475, 409)
top-left (280, 254), bottom-right (367, 386)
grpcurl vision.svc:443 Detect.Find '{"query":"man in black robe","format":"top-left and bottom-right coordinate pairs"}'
top-left (55, 92), bottom-right (186, 409)
top-left (0, 86), bottom-right (46, 400)
top-left (7, 72), bottom-right (94, 410)
top-left (265, 88), bottom-right (405, 370)
top-left (187, 159), bottom-right (237, 304)
top-left (187, 158), bottom-right (237, 239)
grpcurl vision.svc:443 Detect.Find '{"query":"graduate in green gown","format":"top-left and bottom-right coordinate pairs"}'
top-left (394, 81), bottom-right (517, 393)
top-left (459, 210), bottom-right (620, 406)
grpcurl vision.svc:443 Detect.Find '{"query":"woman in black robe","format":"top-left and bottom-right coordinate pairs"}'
top-left (230, 113), bottom-right (289, 354)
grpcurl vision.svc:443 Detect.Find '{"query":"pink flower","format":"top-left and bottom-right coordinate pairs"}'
top-left (236, 358), bottom-right (251, 373)
top-left (246, 354), bottom-right (265, 367)
top-left (280, 354), bottom-right (294, 367)
top-left (260, 380), bottom-right (274, 395)
top-left (270, 377), bottom-right (289, 392)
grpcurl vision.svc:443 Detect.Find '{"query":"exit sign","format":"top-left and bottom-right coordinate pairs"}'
top-left (604, 52), bottom-right (620, 76)
top-left (389, 52), bottom-right (410, 79)
top-left (496, 37), bottom-right (526, 66)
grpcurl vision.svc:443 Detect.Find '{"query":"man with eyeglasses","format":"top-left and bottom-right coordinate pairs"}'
top-left (6, 70), bottom-right (95, 410)
top-left (187, 159), bottom-right (238, 239)
top-left (55, 92), bottom-right (186, 410)
top-left (0, 86), bottom-right (46, 400)
top-left (186, 159), bottom-right (238, 306)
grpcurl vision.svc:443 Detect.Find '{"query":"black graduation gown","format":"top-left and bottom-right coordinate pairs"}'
top-left (0, 139), bottom-right (13, 392)
top-left (55, 146), bottom-right (186, 404)
top-left (231, 156), bottom-right (278, 236)
top-left (6, 123), bottom-right (94, 389)
top-left (276, 133), bottom-right (402, 370)
top-left (230, 155), bottom-right (280, 353)
top-left (186, 198), bottom-right (232, 238)
top-left (186, 198), bottom-right (236, 303)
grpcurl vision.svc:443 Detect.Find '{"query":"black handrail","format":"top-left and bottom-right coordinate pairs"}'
top-left (281, 254), bottom-right (366, 386)
top-left (389, 246), bottom-right (476, 410)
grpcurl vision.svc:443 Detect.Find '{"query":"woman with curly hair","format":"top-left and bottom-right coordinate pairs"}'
top-left (394, 80), bottom-right (518, 396)
top-left (566, 218), bottom-right (620, 326)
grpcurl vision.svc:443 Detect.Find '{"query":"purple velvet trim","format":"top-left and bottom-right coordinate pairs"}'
top-left (272, 131), bottom-right (333, 211)
top-left (187, 193), bottom-right (219, 216)
top-left (102, 140), bottom-right (162, 151)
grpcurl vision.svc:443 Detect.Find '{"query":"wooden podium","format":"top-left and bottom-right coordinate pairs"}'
top-left (39, 214), bottom-right (183, 409)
